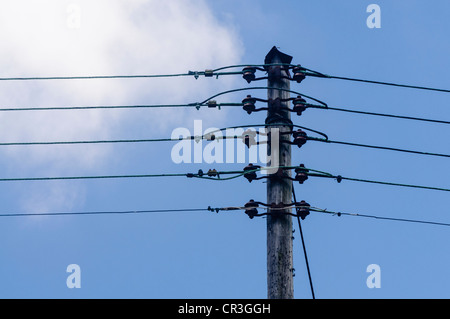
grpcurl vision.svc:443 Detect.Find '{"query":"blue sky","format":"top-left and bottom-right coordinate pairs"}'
top-left (0, 0), bottom-right (449, 299)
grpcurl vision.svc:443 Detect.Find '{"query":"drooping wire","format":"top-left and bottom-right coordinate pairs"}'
top-left (306, 105), bottom-right (450, 126)
top-left (0, 102), bottom-right (245, 112)
top-left (307, 137), bottom-right (450, 159)
top-left (0, 208), bottom-right (210, 218)
top-left (0, 63), bottom-right (294, 82)
top-left (301, 167), bottom-right (450, 193)
top-left (0, 173), bottom-right (187, 182)
top-left (292, 187), bottom-right (315, 299)
top-left (300, 66), bottom-right (450, 93)
top-left (3, 203), bottom-right (448, 231)
top-left (310, 207), bottom-right (450, 228)
top-left (0, 86), bottom-right (322, 113)
top-left (221, 202), bottom-right (450, 228)
top-left (0, 166), bottom-right (288, 183)
top-left (0, 163), bottom-right (448, 194)
top-left (0, 68), bottom-right (241, 82)
top-left (0, 123), bottom-right (328, 147)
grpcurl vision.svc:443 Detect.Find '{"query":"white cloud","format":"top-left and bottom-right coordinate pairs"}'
top-left (0, 0), bottom-right (243, 212)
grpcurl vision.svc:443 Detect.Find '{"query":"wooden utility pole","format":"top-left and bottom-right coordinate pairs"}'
top-left (265, 47), bottom-right (294, 299)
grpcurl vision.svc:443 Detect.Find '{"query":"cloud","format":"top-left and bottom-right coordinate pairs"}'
top-left (0, 0), bottom-right (243, 212)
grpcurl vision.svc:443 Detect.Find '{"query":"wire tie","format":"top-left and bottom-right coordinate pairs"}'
top-left (188, 70), bottom-right (200, 80)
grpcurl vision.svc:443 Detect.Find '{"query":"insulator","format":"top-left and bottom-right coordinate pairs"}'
top-left (292, 96), bottom-right (307, 116)
top-left (292, 66), bottom-right (306, 83)
top-left (297, 200), bottom-right (310, 220)
top-left (242, 66), bottom-right (256, 83)
top-left (244, 199), bottom-right (259, 219)
top-left (292, 129), bottom-right (307, 148)
top-left (243, 163), bottom-right (260, 183)
top-left (242, 95), bottom-right (256, 114)
top-left (294, 164), bottom-right (309, 184)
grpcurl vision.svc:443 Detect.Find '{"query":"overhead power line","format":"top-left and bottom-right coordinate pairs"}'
top-left (0, 166), bottom-right (270, 183)
top-left (308, 138), bottom-right (450, 159)
top-left (0, 103), bottom-right (205, 112)
top-left (0, 63), bottom-right (291, 82)
top-left (0, 123), bottom-right (328, 147)
top-left (299, 167), bottom-right (450, 193)
top-left (1, 84), bottom-right (449, 128)
top-left (300, 66), bottom-right (450, 93)
top-left (0, 164), bottom-right (448, 194)
top-left (0, 208), bottom-right (209, 218)
top-left (306, 105), bottom-right (450, 126)
top-left (2, 62), bottom-right (448, 94)
top-left (1, 202), bottom-right (449, 229)
top-left (310, 207), bottom-right (450, 228)
top-left (220, 200), bottom-right (450, 228)
top-left (0, 69), bottom-right (242, 82)
top-left (3, 122), bottom-right (448, 161)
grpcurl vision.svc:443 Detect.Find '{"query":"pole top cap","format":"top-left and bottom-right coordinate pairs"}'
top-left (264, 46), bottom-right (293, 70)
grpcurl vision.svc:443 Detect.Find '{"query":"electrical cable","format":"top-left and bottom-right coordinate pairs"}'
top-left (292, 187), bottom-right (315, 299)
top-left (310, 207), bottom-right (450, 228)
top-left (300, 66), bottom-right (450, 93)
top-left (220, 201), bottom-right (450, 228)
top-left (0, 166), bottom-right (288, 183)
top-left (0, 63), bottom-right (295, 82)
top-left (306, 105), bottom-right (450, 125)
top-left (0, 86), bottom-right (321, 113)
top-left (0, 69), bottom-right (242, 82)
top-left (0, 208), bottom-right (210, 218)
top-left (0, 102), bottom-right (244, 112)
top-left (308, 137), bottom-right (450, 159)
top-left (200, 86), bottom-right (328, 107)
top-left (301, 166), bottom-right (450, 192)
top-left (0, 123), bottom-right (328, 147)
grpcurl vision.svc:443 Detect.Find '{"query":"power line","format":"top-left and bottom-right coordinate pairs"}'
top-left (0, 103), bottom-right (201, 112)
top-left (0, 208), bottom-right (209, 218)
top-left (0, 102), bottom-right (243, 112)
top-left (310, 207), bottom-right (450, 228)
top-left (0, 63), bottom-right (293, 82)
top-left (0, 167), bottom-right (266, 183)
top-left (0, 86), bottom-right (324, 113)
top-left (307, 105), bottom-right (450, 125)
top-left (0, 161), bottom-right (446, 194)
top-left (220, 201), bottom-right (450, 228)
top-left (4, 85), bottom-right (449, 129)
top-left (0, 69), bottom-right (244, 82)
top-left (301, 66), bottom-right (450, 93)
top-left (301, 167), bottom-right (450, 193)
top-left (0, 138), bottom-right (176, 146)
top-left (339, 176), bottom-right (450, 192)
top-left (326, 75), bottom-right (450, 94)
top-left (308, 137), bottom-right (450, 159)
top-left (0, 173), bottom-right (187, 182)
top-left (2, 201), bottom-right (448, 231)
top-left (0, 74), bottom-right (192, 81)
top-left (0, 123), bottom-right (327, 147)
